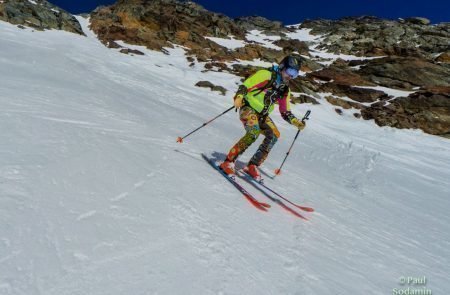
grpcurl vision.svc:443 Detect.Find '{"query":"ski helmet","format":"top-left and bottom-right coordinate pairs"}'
top-left (279, 55), bottom-right (301, 79)
top-left (279, 55), bottom-right (301, 71)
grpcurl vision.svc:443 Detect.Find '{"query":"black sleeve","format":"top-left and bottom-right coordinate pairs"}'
top-left (235, 85), bottom-right (248, 97)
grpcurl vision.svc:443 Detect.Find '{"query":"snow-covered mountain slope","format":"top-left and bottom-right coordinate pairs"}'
top-left (1, 17), bottom-right (449, 295)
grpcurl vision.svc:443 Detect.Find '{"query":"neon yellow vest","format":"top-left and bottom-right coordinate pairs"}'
top-left (243, 69), bottom-right (290, 114)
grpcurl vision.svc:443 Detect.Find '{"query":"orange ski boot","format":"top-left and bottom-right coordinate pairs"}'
top-left (220, 160), bottom-right (235, 175)
top-left (244, 164), bottom-right (261, 181)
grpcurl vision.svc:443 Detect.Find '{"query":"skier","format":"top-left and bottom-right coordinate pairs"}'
top-left (220, 55), bottom-right (306, 180)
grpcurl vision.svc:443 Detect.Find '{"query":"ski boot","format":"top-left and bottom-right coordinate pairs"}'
top-left (244, 164), bottom-right (261, 182)
top-left (220, 160), bottom-right (235, 176)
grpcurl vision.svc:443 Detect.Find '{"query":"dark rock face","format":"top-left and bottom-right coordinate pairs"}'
top-left (301, 16), bottom-right (450, 59)
top-left (358, 57), bottom-right (450, 89)
top-left (325, 96), bottom-right (365, 110)
top-left (203, 61), bottom-right (230, 72)
top-left (90, 0), bottom-right (245, 52)
top-left (0, 0), bottom-right (84, 35)
top-left (273, 38), bottom-right (309, 55)
top-left (89, 0), bottom-right (299, 63)
top-left (195, 81), bottom-right (227, 95)
top-left (235, 16), bottom-right (285, 35)
top-left (362, 88), bottom-right (450, 136)
top-left (320, 83), bottom-right (389, 103)
top-left (405, 17), bottom-right (431, 25)
top-left (288, 77), bottom-right (322, 101)
top-left (436, 52), bottom-right (450, 63)
top-left (291, 94), bottom-right (320, 105)
top-left (305, 56), bottom-right (450, 136)
top-left (120, 48), bottom-right (145, 55)
top-left (308, 66), bottom-right (374, 86)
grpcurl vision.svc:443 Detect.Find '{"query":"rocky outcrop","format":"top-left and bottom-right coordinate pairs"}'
top-left (90, 0), bottom-right (245, 54)
top-left (308, 65), bottom-right (374, 86)
top-left (0, 0), bottom-right (84, 35)
top-left (361, 88), bottom-right (450, 137)
top-left (404, 17), bottom-right (431, 25)
top-left (89, 0), bottom-right (306, 63)
top-left (195, 81), bottom-right (227, 95)
top-left (301, 16), bottom-right (450, 59)
top-left (289, 76), bottom-right (322, 98)
top-left (203, 61), bottom-right (231, 72)
top-left (120, 48), bottom-right (144, 55)
top-left (291, 94), bottom-right (320, 105)
top-left (320, 84), bottom-right (389, 103)
top-left (358, 57), bottom-right (450, 89)
top-left (230, 44), bottom-right (282, 62)
top-left (235, 16), bottom-right (285, 35)
top-left (325, 96), bottom-right (365, 110)
top-left (273, 38), bottom-right (310, 55)
top-left (436, 52), bottom-right (450, 63)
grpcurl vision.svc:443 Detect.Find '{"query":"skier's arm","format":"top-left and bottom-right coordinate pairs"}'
top-left (279, 90), bottom-right (295, 122)
top-left (233, 85), bottom-right (247, 108)
top-left (279, 91), bottom-right (306, 130)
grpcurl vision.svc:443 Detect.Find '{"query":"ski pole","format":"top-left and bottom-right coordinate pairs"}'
top-left (274, 110), bottom-right (311, 176)
top-left (177, 106), bottom-right (234, 143)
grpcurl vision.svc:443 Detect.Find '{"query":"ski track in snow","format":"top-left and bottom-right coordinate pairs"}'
top-left (0, 17), bottom-right (449, 295)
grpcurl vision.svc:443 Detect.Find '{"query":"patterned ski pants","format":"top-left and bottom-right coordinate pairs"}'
top-left (226, 106), bottom-right (280, 166)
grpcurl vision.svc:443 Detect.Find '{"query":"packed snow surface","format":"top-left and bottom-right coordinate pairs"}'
top-left (204, 36), bottom-right (246, 50)
top-left (285, 27), bottom-right (322, 42)
top-left (246, 30), bottom-right (282, 50)
top-left (0, 18), bottom-right (449, 295)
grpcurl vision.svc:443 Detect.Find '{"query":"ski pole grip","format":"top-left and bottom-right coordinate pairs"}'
top-left (302, 110), bottom-right (311, 122)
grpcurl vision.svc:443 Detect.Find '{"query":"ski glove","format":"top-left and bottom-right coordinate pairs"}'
top-left (233, 85), bottom-right (248, 109)
top-left (234, 94), bottom-right (244, 108)
top-left (291, 118), bottom-right (306, 130)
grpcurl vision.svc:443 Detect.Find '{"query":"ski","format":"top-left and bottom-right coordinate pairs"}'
top-left (238, 170), bottom-right (314, 213)
top-left (237, 171), bottom-right (308, 220)
top-left (201, 154), bottom-right (271, 212)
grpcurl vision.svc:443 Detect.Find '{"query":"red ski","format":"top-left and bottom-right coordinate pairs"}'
top-left (202, 154), bottom-right (270, 212)
top-left (236, 171), bottom-right (306, 220)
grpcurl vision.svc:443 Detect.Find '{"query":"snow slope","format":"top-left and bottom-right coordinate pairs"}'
top-left (0, 17), bottom-right (449, 295)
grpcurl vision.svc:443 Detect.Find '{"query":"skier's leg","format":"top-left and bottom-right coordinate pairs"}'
top-left (249, 116), bottom-right (280, 167)
top-left (225, 106), bottom-right (261, 162)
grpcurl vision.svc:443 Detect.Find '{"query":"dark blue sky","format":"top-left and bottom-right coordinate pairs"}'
top-left (52, 0), bottom-right (449, 24)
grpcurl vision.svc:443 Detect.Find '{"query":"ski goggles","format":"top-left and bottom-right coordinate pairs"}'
top-left (285, 67), bottom-right (299, 79)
